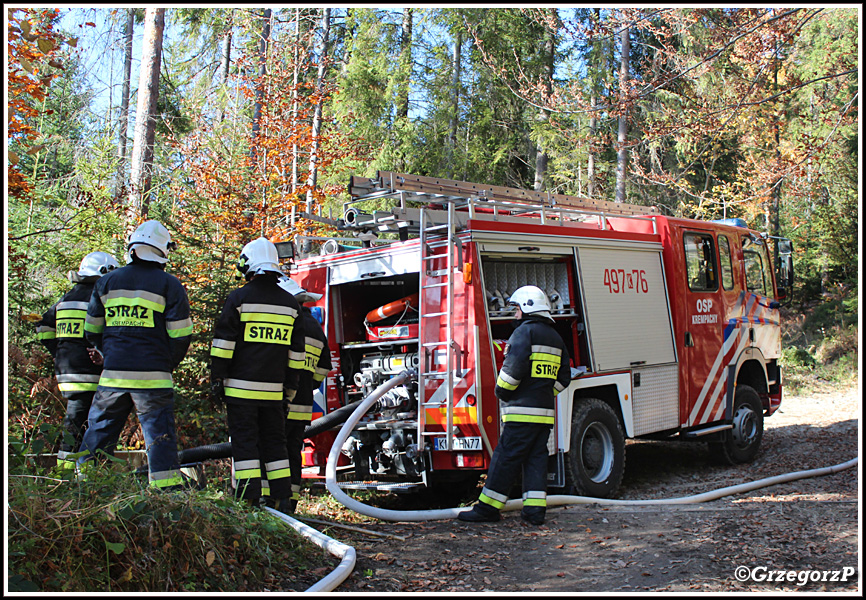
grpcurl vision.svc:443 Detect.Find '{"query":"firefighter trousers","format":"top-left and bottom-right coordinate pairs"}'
top-left (56, 390), bottom-right (95, 472)
top-left (78, 388), bottom-right (184, 489)
top-left (478, 421), bottom-right (551, 520)
top-left (226, 402), bottom-right (291, 505)
top-left (284, 419), bottom-right (308, 508)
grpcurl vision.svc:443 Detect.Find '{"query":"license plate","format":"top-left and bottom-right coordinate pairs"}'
top-left (434, 436), bottom-right (481, 451)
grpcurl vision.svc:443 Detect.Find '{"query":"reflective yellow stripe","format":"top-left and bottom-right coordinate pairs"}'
top-left (84, 316), bottom-right (105, 334)
top-left (496, 374), bottom-right (519, 390)
top-left (240, 312), bottom-right (295, 325)
top-left (286, 409), bottom-right (313, 421)
top-left (479, 492), bottom-right (506, 509)
top-left (523, 498), bottom-right (547, 506)
top-left (235, 468), bottom-right (261, 480)
top-left (57, 309), bottom-right (88, 320)
top-left (58, 381), bottom-right (99, 392)
top-left (104, 293), bottom-right (166, 313)
top-left (167, 318), bottom-right (193, 338)
top-left (37, 328), bottom-right (57, 340)
top-left (210, 347), bottom-right (234, 359)
top-left (266, 467), bottom-right (291, 480)
top-left (501, 413), bottom-right (555, 424)
top-left (224, 387), bottom-right (282, 401)
top-left (150, 469), bottom-right (184, 488)
top-left (99, 370), bottom-right (173, 389)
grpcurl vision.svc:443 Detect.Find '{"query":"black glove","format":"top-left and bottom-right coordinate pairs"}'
top-left (210, 379), bottom-right (225, 407)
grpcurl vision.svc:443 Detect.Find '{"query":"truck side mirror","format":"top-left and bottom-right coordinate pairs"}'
top-left (775, 239), bottom-right (794, 304)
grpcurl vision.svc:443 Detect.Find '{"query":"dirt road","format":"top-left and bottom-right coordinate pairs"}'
top-left (293, 384), bottom-right (860, 593)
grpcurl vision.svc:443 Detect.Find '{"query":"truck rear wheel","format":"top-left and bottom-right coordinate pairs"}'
top-left (565, 397), bottom-right (625, 498)
top-left (708, 384), bottom-right (764, 465)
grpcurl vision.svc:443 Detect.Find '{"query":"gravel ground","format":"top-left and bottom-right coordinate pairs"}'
top-left (287, 382), bottom-right (860, 593)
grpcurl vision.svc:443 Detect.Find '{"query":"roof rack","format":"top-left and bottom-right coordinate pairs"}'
top-left (294, 171), bottom-right (660, 242)
top-left (351, 171), bottom-right (657, 214)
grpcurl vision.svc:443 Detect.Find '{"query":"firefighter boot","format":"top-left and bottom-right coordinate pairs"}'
top-left (521, 509), bottom-right (545, 526)
top-left (275, 497), bottom-right (295, 514)
top-left (457, 502), bottom-right (501, 523)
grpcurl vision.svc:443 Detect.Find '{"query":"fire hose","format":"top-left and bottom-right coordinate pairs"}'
top-left (326, 369), bottom-right (858, 521)
top-left (181, 370), bottom-right (858, 591)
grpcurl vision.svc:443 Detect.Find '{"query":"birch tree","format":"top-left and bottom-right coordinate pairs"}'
top-left (127, 7), bottom-right (165, 229)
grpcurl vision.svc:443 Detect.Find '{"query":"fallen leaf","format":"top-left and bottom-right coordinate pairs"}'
top-left (206, 550), bottom-right (215, 566)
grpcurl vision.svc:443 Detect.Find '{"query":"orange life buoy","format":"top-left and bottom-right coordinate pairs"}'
top-left (366, 293), bottom-right (419, 322)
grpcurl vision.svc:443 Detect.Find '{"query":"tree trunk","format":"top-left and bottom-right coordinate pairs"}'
top-left (306, 8), bottom-right (331, 210)
top-left (614, 24), bottom-right (629, 204)
top-left (250, 9), bottom-right (271, 164)
top-left (533, 10), bottom-right (556, 192)
top-left (587, 8), bottom-right (600, 198)
top-left (217, 9), bottom-right (233, 123)
top-left (127, 7), bottom-right (164, 230)
top-left (291, 8), bottom-right (300, 196)
top-left (447, 30), bottom-right (461, 179)
top-left (116, 8), bottom-right (134, 197)
top-left (394, 8), bottom-right (413, 172)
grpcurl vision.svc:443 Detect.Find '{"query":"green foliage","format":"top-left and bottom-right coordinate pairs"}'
top-left (7, 466), bottom-right (333, 592)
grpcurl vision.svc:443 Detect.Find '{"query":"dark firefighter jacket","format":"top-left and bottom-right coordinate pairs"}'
top-left (210, 273), bottom-right (306, 404)
top-left (84, 260), bottom-right (193, 389)
top-left (286, 306), bottom-right (331, 421)
top-left (494, 314), bottom-right (571, 425)
top-left (37, 280), bottom-right (101, 393)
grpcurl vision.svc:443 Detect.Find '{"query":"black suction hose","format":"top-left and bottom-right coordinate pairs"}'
top-left (177, 399), bottom-right (366, 463)
top-left (302, 399), bottom-right (365, 438)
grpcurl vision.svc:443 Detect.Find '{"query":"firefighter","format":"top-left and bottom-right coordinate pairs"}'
top-left (78, 220), bottom-right (192, 490)
top-left (458, 285), bottom-right (571, 526)
top-left (209, 237), bottom-right (306, 508)
top-left (278, 280), bottom-right (331, 513)
top-left (36, 251), bottom-right (119, 472)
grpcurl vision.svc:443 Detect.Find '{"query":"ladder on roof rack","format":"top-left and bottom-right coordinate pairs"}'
top-left (416, 202), bottom-right (463, 456)
top-left (348, 170), bottom-right (659, 216)
top-left (343, 170), bottom-right (659, 236)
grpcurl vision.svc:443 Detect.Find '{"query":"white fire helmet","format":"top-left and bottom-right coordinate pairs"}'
top-left (128, 220), bottom-right (175, 264)
top-left (508, 285), bottom-right (552, 319)
top-left (78, 251), bottom-right (119, 278)
top-left (237, 237), bottom-right (282, 280)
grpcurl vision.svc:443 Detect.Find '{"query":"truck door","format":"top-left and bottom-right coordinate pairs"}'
top-left (683, 230), bottom-right (735, 427)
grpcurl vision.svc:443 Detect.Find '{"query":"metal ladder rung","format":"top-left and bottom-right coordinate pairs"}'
top-left (420, 372), bottom-right (449, 379)
top-left (421, 341), bottom-right (448, 347)
top-left (424, 224), bottom-right (449, 231)
top-left (422, 282), bottom-right (449, 289)
top-left (421, 311), bottom-right (447, 318)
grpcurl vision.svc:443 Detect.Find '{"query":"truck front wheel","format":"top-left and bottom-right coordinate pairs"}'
top-left (566, 397), bottom-right (626, 498)
top-left (708, 384), bottom-right (764, 465)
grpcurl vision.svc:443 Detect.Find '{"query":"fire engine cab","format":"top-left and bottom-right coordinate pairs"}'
top-left (282, 171), bottom-right (795, 499)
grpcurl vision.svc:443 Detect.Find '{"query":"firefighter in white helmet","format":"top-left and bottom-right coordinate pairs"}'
top-left (209, 237), bottom-right (306, 508)
top-left (276, 278), bottom-right (331, 513)
top-left (458, 285), bottom-right (571, 525)
top-left (78, 220), bottom-right (192, 490)
top-left (36, 251), bottom-right (119, 472)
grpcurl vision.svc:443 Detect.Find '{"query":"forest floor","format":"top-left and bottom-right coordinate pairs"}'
top-left (280, 381), bottom-right (860, 594)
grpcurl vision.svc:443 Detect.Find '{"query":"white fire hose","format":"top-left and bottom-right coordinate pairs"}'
top-left (300, 369), bottom-right (858, 590)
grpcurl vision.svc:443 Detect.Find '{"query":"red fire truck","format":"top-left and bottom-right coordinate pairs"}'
top-left (281, 171), bottom-right (794, 499)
